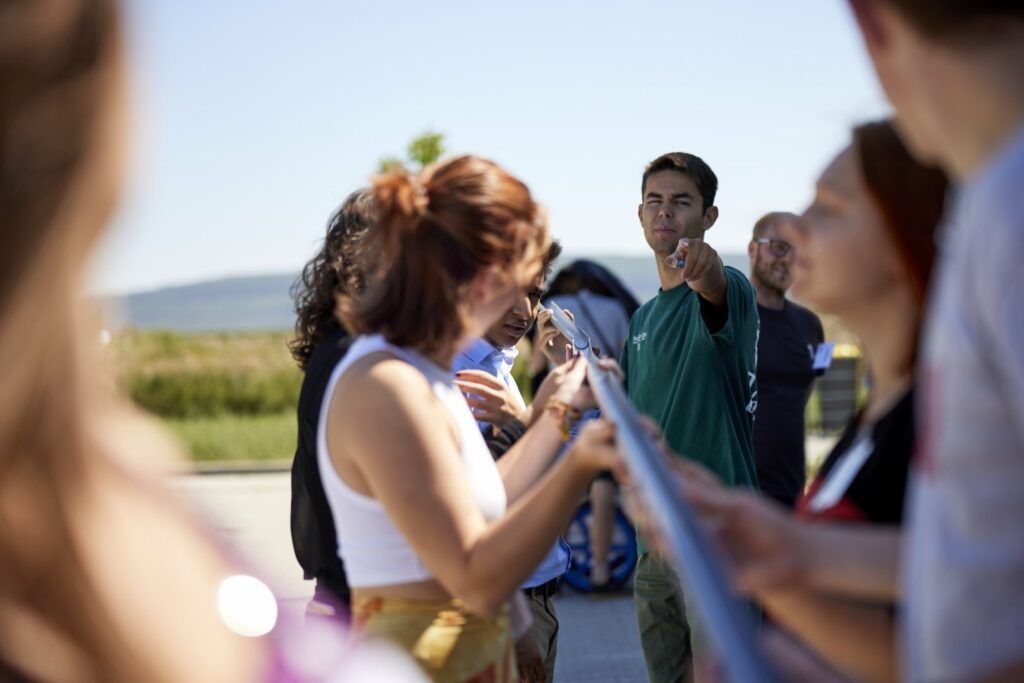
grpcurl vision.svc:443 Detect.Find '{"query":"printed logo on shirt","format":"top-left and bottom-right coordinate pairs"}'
top-left (632, 331), bottom-right (648, 351)
top-left (746, 370), bottom-right (758, 416)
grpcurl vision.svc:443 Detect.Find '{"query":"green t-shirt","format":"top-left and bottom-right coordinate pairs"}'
top-left (621, 266), bottom-right (760, 492)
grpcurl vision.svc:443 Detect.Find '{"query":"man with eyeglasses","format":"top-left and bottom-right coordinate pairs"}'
top-left (747, 212), bottom-right (824, 509)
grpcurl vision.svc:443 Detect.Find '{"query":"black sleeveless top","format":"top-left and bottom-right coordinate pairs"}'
top-left (290, 329), bottom-right (353, 602)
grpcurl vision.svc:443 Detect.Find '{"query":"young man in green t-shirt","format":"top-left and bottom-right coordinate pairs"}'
top-left (622, 152), bottom-right (759, 683)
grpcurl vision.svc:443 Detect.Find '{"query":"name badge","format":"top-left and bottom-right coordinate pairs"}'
top-left (812, 342), bottom-right (835, 371)
top-left (808, 435), bottom-right (874, 513)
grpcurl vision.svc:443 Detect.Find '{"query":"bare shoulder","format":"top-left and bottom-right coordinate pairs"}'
top-left (332, 351), bottom-right (439, 420)
top-left (328, 351), bottom-right (457, 453)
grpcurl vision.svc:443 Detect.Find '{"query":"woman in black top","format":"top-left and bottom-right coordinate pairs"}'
top-left (666, 121), bottom-right (948, 682)
top-left (288, 190), bottom-right (375, 616)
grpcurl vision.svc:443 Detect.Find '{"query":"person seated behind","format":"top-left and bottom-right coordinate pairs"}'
top-left (540, 260), bottom-right (640, 591)
top-left (454, 240), bottom-right (563, 447)
top-left (452, 241), bottom-right (569, 683)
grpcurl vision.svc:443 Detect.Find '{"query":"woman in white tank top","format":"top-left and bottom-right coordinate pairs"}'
top-left (323, 156), bottom-right (619, 682)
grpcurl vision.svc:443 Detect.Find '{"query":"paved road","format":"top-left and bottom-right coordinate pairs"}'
top-left (175, 472), bottom-right (649, 682)
top-left (175, 434), bottom-right (840, 681)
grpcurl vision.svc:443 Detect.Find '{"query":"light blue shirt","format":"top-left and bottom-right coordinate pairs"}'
top-left (453, 338), bottom-right (526, 432)
top-left (453, 337), bottom-right (571, 589)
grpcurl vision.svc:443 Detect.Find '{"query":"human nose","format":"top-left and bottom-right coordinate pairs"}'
top-left (512, 294), bottom-right (532, 319)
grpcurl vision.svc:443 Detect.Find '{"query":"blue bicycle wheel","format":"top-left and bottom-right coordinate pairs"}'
top-left (563, 500), bottom-right (637, 593)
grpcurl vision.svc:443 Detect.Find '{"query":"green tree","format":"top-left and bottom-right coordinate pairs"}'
top-left (408, 131), bottom-right (445, 168)
top-left (378, 131), bottom-right (446, 173)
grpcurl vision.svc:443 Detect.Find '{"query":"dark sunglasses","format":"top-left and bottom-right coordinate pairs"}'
top-left (753, 238), bottom-right (792, 258)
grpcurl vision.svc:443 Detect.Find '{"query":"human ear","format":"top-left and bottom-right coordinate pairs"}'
top-left (703, 206), bottom-right (719, 231)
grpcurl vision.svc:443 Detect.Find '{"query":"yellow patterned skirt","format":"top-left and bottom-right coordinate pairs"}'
top-left (352, 596), bottom-right (516, 683)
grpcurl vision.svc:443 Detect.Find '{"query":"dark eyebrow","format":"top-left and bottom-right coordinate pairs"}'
top-left (645, 191), bottom-right (694, 202)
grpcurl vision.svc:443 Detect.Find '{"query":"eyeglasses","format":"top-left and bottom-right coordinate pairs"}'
top-left (753, 238), bottom-right (792, 258)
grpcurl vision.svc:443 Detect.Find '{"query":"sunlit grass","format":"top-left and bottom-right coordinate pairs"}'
top-left (164, 411), bottom-right (295, 463)
top-left (110, 329), bottom-right (302, 418)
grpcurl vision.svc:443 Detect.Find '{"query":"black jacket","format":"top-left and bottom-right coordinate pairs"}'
top-left (290, 330), bottom-right (353, 603)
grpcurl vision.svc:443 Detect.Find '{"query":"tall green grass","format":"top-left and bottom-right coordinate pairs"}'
top-left (114, 329), bottom-right (847, 463)
top-left (165, 411), bottom-right (296, 463)
top-left (113, 330), bottom-right (301, 418)
top-left (112, 330), bottom-right (301, 462)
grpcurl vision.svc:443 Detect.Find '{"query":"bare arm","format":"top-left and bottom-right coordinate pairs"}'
top-left (677, 462), bottom-right (900, 601)
top-left (793, 524), bottom-right (901, 602)
top-left (759, 589), bottom-right (897, 683)
top-left (492, 410), bottom-right (567, 503)
top-left (973, 660), bottom-right (1024, 683)
top-left (490, 358), bottom-right (591, 502)
top-left (329, 356), bottom-right (616, 616)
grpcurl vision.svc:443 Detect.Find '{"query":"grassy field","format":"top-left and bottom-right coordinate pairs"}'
top-left (165, 411), bottom-right (296, 463)
top-left (111, 330), bottom-right (300, 463)
top-left (112, 329), bottom-right (855, 464)
top-left (112, 329), bottom-right (302, 418)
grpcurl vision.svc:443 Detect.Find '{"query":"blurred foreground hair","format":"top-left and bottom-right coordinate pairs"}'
top-left (0, 1), bottom-right (172, 681)
top-left (852, 119), bottom-right (948, 367)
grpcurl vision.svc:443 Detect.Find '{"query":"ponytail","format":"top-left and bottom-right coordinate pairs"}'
top-left (338, 155), bottom-right (549, 356)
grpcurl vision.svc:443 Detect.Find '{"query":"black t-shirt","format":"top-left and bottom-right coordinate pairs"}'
top-left (753, 301), bottom-right (824, 507)
top-left (290, 329), bottom-right (353, 602)
top-left (797, 388), bottom-right (914, 525)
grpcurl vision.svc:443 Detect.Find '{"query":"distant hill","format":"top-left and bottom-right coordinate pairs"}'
top-left (106, 253), bottom-right (750, 332)
top-left (105, 274), bottom-right (298, 332)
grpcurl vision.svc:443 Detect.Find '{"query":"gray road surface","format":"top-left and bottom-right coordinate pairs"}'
top-left (175, 472), bottom-right (649, 682)
top-left (175, 434), bottom-right (839, 681)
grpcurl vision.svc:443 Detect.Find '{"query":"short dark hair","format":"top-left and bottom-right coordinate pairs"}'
top-left (542, 239), bottom-right (563, 281)
top-left (641, 153), bottom-right (718, 213)
top-left (877, 0), bottom-right (1024, 40)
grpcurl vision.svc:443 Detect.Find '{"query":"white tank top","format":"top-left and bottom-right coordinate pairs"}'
top-left (317, 334), bottom-right (508, 588)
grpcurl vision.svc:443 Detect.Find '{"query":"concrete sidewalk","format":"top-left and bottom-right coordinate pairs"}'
top-left (175, 472), bottom-right (649, 681)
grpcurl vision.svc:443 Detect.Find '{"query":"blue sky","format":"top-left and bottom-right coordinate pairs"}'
top-left (91, 0), bottom-right (889, 295)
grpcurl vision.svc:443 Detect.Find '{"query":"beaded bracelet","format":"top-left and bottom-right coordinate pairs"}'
top-left (545, 397), bottom-right (583, 441)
